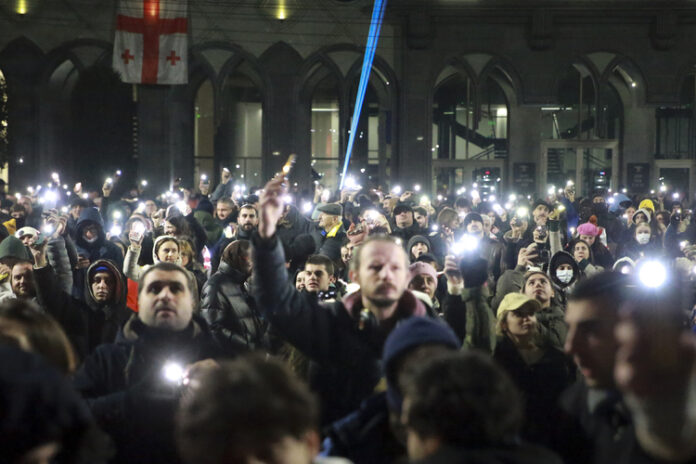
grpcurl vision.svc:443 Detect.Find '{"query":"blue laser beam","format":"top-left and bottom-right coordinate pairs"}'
top-left (339, 0), bottom-right (387, 190)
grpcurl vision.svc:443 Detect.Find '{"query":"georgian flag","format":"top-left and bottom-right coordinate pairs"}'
top-left (112, 0), bottom-right (188, 85)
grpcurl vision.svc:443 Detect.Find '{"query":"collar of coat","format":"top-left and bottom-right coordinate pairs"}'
top-left (326, 222), bottom-right (343, 238)
top-left (341, 289), bottom-right (427, 322)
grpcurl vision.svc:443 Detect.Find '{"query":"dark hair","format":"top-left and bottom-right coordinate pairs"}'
top-left (436, 207), bottom-right (458, 227)
top-left (138, 262), bottom-right (195, 296)
top-left (165, 215), bottom-right (192, 237)
top-left (177, 355), bottom-right (318, 464)
top-left (567, 271), bottom-right (629, 311)
top-left (405, 352), bottom-right (523, 447)
top-left (413, 206), bottom-right (427, 217)
top-left (454, 197), bottom-right (472, 209)
top-left (0, 300), bottom-right (77, 374)
top-left (239, 204), bottom-right (258, 214)
top-left (9, 204), bottom-right (25, 214)
top-left (222, 240), bottom-right (251, 271)
top-left (305, 254), bottom-right (335, 277)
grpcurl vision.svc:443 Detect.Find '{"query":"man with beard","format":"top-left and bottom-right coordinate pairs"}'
top-left (252, 175), bottom-right (429, 425)
top-left (74, 262), bottom-right (224, 463)
top-left (211, 204), bottom-right (258, 272)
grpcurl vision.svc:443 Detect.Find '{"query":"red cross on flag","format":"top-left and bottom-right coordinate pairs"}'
top-left (112, 0), bottom-right (188, 85)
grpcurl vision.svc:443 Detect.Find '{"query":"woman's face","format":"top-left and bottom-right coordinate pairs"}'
top-left (410, 242), bottom-right (429, 259)
top-left (157, 240), bottom-right (180, 263)
top-left (579, 234), bottom-right (595, 246)
top-left (503, 307), bottom-right (537, 338)
top-left (635, 224), bottom-right (651, 244)
top-left (181, 253), bottom-right (191, 267)
top-left (625, 206), bottom-right (636, 222)
top-left (634, 212), bottom-right (648, 224)
top-left (557, 263), bottom-right (573, 271)
top-left (164, 221), bottom-right (177, 235)
top-left (295, 272), bottom-right (305, 291)
top-left (574, 242), bottom-right (589, 261)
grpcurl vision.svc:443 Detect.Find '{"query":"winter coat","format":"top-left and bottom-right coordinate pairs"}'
top-left (0, 236), bottom-right (30, 303)
top-left (83, 260), bottom-right (132, 354)
top-left (193, 209), bottom-right (222, 248)
top-left (550, 383), bottom-right (665, 464)
top-left (616, 238), bottom-right (663, 263)
top-left (210, 226), bottom-right (254, 273)
top-left (73, 315), bottom-right (225, 464)
top-left (73, 207), bottom-right (124, 300)
top-left (492, 267), bottom-right (567, 351)
top-left (493, 336), bottom-right (576, 445)
top-left (201, 262), bottom-right (268, 353)
top-left (310, 223), bottom-right (347, 264)
top-left (251, 232), bottom-right (428, 425)
top-left (33, 265), bottom-right (89, 359)
top-left (442, 286), bottom-right (496, 353)
top-left (321, 392), bottom-right (405, 463)
top-left (390, 222), bottom-right (426, 245)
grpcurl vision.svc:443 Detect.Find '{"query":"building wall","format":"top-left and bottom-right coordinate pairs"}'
top-left (0, 1), bottom-right (694, 197)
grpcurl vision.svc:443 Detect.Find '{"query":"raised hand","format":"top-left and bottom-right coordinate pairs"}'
top-left (258, 175), bottom-right (286, 239)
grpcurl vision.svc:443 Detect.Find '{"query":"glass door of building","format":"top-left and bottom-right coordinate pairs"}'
top-left (654, 160), bottom-right (696, 200)
top-left (432, 159), bottom-right (504, 199)
top-left (541, 140), bottom-right (619, 197)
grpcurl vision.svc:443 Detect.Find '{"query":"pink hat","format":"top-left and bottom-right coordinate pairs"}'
top-left (576, 221), bottom-right (599, 237)
top-left (409, 262), bottom-right (438, 284)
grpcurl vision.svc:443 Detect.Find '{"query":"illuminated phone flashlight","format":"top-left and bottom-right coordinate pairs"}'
top-left (51, 172), bottom-right (59, 183)
top-left (557, 204), bottom-right (566, 212)
top-left (680, 240), bottom-right (689, 250)
top-left (82, 193), bottom-right (89, 199)
top-left (112, 210), bottom-right (122, 220)
top-left (321, 190), bottom-right (331, 203)
top-left (60, 206), bottom-right (68, 214)
top-left (42, 224), bottom-right (54, 235)
top-left (344, 176), bottom-right (359, 190)
top-left (608, 197), bottom-right (615, 205)
top-left (365, 209), bottom-right (379, 222)
top-left (451, 234), bottom-right (480, 255)
top-left (660, 185), bottom-right (667, 193)
top-left (44, 190), bottom-right (58, 203)
top-left (109, 225), bottom-right (122, 237)
top-left (566, 180), bottom-right (574, 187)
top-left (105, 177), bottom-right (113, 185)
top-left (650, 189), bottom-right (655, 194)
top-left (162, 361), bottom-right (185, 385)
top-left (547, 185), bottom-right (556, 195)
top-left (420, 195), bottom-right (429, 205)
top-left (14, 193), bottom-right (20, 200)
top-left (569, 227), bottom-right (576, 235)
top-left (141, 180), bottom-right (148, 187)
top-left (302, 201), bottom-right (313, 214)
top-left (620, 265), bottom-right (632, 275)
top-left (414, 184), bottom-right (421, 192)
top-left (471, 190), bottom-right (480, 199)
top-left (473, 182), bottom-right (478, 189)
top-left (391, 185), bottom-right (402, 195)
top-left (516, 207), bottom-right (529, 218)
top-left (493, 203), bottom-right (504, 216)
top-left (608, 188), bottom-right (613, 193)
top-left (282, 194), bottom-right (293, 205)
top-left (638, 260), bottom-right (667, 288)
top-left (132, 221), bottom-right (146, 235)
top-left (176, 201), bottom-right (187, 213)
top-left (26, 186), bottom-right (33, 194)
top-left (431, 224), bottom-right (439, 232)
top-left (508, 193), bottom-right (517, 202)
top-left (116, 170), bottom-right (122, 177)
top-left (622, 188), bottom-right (627, 194)
top-left (437, 194), bottom-right (443, 201)
top-left (62, 184), bottom-right (68, 190)
top-left (489, 194), bottom-right (496, 202)
top-left (504, 202), bottom-right (513, 210)
top-left (223, 167), bottom-right (230, 173)
top-left (673, 192), bottom-right (680, 200)
top-left (200, 174), bottom-right (208, 181)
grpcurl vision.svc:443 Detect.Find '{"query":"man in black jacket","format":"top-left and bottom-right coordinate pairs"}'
top-left (74, 262), bottom-right (225, 464)
top-left (311, 203), bottom-right (346, 264)
top-left (201, 239), bottom-right (268, 354)
top-left (252, 175), bottom-right (429, 425)
top-left (391, 203), bottom-right (426, 245)
top-left (211, 203), bottom-right (258, 272)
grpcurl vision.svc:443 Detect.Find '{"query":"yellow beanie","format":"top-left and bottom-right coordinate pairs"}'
top-left (638, 199), bottom-right (655, 213)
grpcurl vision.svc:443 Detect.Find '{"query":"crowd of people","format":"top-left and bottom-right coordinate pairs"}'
top-left (0, 168), bottom-right (695, 464)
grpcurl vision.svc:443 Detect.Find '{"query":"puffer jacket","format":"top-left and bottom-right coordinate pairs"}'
top-left (201, 262), bottom-right (268, 353)
top-left (83, 260), bottom-right (132, 353)
top-left (46, 236), bottom-right (73, 295)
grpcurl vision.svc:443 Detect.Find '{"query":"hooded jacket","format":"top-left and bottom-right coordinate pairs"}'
top-left (251, 232), bottom-right (428, 425)
top-left (407, 235), bottom-right (432, 261)
top-left (549, 251), bottom-right (580, 290)
top-left (124, 235), bottom-right (183, 282)
top-left (73, 314), bottom-right (224, 464)
top-left (201, 261), bottom-right (268, 353)
top-left (73, 208), bottom-right (124, 300)
top-left (83, 260), bottom-right (131, 353)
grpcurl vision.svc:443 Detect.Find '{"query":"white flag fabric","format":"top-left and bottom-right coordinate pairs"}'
top-left (113, 0), bottom-right (188, 85)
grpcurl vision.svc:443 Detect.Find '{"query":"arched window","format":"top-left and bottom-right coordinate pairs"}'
top-left (194, 79), bottom-right (215, 180)
top-left (544, 63), bottom-right (597, 140)
top-left (311, 74), bottom-right (340, 190)
top-left (221, 63), bottom-right (263, 185)
top-left (656, 72), bottom-right (695, 159)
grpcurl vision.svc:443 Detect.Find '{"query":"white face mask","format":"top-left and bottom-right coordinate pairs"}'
top-left (556, 269), bottom-right (574, 284)
top-left (83, 235), bottom-right (98, 244)
top-left (636, 232), bottom-right (651, 245)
